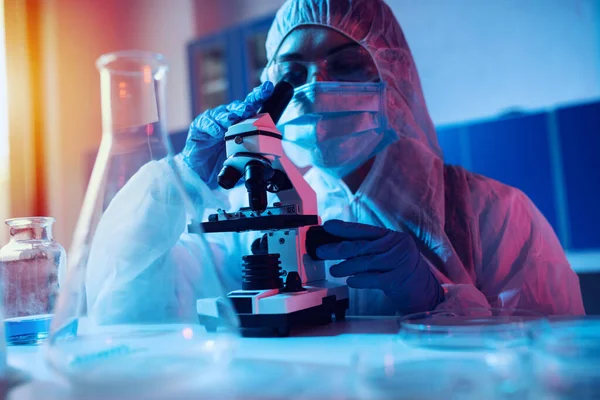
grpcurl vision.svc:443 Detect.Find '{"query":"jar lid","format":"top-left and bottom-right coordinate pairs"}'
top-left (5, 217), bottom-right (56, 227)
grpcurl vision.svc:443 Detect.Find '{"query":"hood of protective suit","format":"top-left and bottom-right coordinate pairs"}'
top-left (263, 0), bottom-right (450, 264)
top-left (264, 0), bottom-right (441, 157)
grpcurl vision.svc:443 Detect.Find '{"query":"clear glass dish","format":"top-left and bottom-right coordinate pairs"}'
top-left (354, 309), bottom-right (546, 399)
top-left (398, 307), bottom-right (547, 350)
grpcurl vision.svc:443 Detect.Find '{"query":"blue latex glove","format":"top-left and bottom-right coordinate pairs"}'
top-left (182, 81), bottom-right (275, 188)
top-left (316, 220), bottom-right (444, 314)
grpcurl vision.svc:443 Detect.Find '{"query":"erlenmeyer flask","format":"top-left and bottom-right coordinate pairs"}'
top-left (45, 50), bottom-right (239, 395)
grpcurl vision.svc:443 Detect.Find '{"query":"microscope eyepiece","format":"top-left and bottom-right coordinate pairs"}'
top-left (258, 81), bottom-right (294, 124)
top-left (217, 165), bottom-right (243, 190)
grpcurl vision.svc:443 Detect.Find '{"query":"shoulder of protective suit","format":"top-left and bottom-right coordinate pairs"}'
top-left (444, 164), bottom-right (541, 241)
top-left (457, 167), bottom-right (531, 214)
top-left (455, 165), bottom-right (555, 256)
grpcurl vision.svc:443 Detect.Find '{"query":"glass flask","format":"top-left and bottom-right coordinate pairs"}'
top-left (0, 217), bottom-right (65, 345)
top-left (531, 317), bottom-right (600, 399)
top-left (45, 50), bottom-right (239, 396)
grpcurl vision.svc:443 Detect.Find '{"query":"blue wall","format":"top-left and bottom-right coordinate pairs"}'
top-left (393, 0), bottom-right (600, 126)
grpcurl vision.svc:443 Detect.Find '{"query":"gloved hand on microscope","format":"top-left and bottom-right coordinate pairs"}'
top-left (182, 82), bottom-right (275, 189)
top-left (316, 220), bottom-right (444, 315)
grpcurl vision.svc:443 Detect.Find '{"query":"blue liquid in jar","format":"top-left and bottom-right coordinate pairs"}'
top-left (4, 313), bottom-right (52, 345)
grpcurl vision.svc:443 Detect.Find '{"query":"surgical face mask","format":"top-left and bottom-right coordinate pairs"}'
top-left (277, 81), bottom-right (393, 179)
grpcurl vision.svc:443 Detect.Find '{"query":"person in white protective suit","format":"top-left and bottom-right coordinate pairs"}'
top-left (84, 0), bottom-right (585, 322)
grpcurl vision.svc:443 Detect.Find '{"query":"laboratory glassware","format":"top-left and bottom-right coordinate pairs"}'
top-left (0, 217), bottom-right (65, 345)
top-left (45, 50), bottom-right (239, 397)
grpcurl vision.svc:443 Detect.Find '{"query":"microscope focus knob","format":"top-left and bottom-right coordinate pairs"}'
top-left (283, 272), bottom-right (305, 292)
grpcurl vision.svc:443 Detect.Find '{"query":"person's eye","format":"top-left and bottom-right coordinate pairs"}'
top-left (330, 59), bottom-right (371, 80)
top-left (331, 58), bottom-right (364, 72)
top-left (278, 62), bottom-right (307, 87)
top-left (329, 51), bottom-right (378, 82)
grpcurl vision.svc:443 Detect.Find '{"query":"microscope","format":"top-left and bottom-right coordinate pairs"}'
top-left (189, 82), bottom-right (349, 336)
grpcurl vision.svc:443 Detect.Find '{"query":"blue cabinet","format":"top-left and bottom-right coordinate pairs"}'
top-left (188, 32), bottom-right (238, 120)
top-left (177, 14), bottom-right (274, 156)
top-left (556, 102), bottom-right (600, 249)
top-left (240, 16), bottom-right (275, 94)
top-left (436, 125), bottom-right (469, 168)
top-left (187, 15), bottom-right (275, 119)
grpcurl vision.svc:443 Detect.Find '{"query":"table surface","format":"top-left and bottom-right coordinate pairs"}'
top-left (7, 317), bottom-right (399, 376)
top-left (5, 317), bottom-right (414, 399)
top-left (4, 315), bottom-right (592, 399)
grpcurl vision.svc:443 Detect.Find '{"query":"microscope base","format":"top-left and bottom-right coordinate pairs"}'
top-left (198, 283), bottom-right (349, 337)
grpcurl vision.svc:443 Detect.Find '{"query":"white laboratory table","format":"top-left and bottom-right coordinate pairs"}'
top-left (5, 317), bottom-right (419, 399)
top-left (3, 316), bottom-right (590, 399)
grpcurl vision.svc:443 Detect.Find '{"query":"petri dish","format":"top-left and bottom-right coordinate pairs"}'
top-left (355, 308), bottom-right (546, 399)
top-left (358, 351), bottom-right (528, 400)
top-left (398, 307), bottom-right (547, 351)
top-left (531, 317), bottom-right (600, 399)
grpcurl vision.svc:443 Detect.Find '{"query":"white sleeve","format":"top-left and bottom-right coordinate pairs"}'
top-left (85, 156), bottom-right (240, 324)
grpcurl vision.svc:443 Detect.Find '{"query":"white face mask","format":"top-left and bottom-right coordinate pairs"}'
top-left (277, 82), bottom-right (393, 179)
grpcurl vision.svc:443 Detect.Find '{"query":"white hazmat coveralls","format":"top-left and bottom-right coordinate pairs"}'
top-left (83, 0), bottom-right (585, 322)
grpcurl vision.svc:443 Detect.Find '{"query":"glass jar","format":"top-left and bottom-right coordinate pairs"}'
top-left (0, 217), bottom-right (66, 344)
